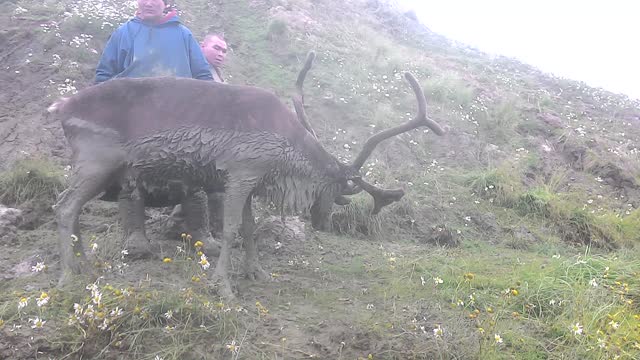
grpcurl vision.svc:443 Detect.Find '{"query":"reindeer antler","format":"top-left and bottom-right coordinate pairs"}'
top-left (351, 72), bottom-right (444, 171)
top-left (348, 72), bottom-right (445, 213)
top-left (352, 177), bottom-right (404, 214)
top-left (292, 52), bottom-right (317, 139)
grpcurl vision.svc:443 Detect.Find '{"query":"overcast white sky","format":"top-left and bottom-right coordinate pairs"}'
top-left (396, 0), bottom-right (640, 100)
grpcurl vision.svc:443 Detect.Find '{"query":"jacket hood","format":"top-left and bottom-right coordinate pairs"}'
top-left (132, 9), bottom-right (179, 26)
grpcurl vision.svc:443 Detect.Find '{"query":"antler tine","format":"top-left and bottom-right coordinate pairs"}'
top-left (292, 51), bottom-right (317, 139)
top-left (351, 72), bottom-right (444, 171)
top-left (352, 178), bottom-right (404, 214)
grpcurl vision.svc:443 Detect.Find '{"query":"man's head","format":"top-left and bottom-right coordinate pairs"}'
top-left (137, 0), bottom-right (169, 22)
top-left (201, 34), bottom-right (228, 68)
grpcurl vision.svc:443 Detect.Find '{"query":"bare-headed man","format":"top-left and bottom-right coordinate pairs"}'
top-left (201, 33), bottom-right (228, 82)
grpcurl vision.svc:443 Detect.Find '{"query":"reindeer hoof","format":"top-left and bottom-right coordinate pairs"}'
top-left (211, 272), bottom-right (235, 299)
top-left (244, 263), bottom-right (269, 281)
top-left (58, 260), bottom-right (96, 288)
top-left (123, 233), bottom-right (156, 260)
top-left (204, 236), bottom-right (221, 257)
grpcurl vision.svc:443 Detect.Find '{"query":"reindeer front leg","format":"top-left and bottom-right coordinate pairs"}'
top-left (182, 190), bottom-right (221, 256)
top-left (211, 178), bottom-right (256, 299)
top-left (241, 196), bottom-right (268, 280)
top-left (118, 182), bottom-right (154, 260)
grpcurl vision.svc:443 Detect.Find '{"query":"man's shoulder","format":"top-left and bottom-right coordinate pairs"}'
top-left (176, 23), bottom-right (196, 36)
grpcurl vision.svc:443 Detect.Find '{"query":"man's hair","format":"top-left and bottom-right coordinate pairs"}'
top-left (204, 33), bottom-right (226, 43)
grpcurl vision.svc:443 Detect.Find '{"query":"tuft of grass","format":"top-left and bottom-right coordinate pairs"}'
top-left (331, 196), bottom-right (383, 238)
top-left (0, 159), bottom-right (66, 206)
top-left (466, 166), bottom-right (522, 207)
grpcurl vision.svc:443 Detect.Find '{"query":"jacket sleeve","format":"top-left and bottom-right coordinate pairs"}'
top-left (186, 32), bottom-right (214, 81)
top-left (95, 28), bottom-right (126, 83)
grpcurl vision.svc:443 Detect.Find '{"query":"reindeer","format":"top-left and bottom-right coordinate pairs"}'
top-left (47, 53), bottom-right (444, 297)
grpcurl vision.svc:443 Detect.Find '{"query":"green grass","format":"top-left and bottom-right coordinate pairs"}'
top-left (0, 158), bottom-right (66, 206)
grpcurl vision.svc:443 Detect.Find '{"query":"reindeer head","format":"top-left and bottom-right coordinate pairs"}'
top-left (293, 52), bottom-right (445, 231)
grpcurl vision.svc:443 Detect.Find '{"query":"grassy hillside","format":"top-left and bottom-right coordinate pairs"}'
top-left (2, 0), bottom-right (640, 358)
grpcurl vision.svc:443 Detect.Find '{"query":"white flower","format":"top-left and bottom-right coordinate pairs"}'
top-left (571, 322), bottom-right (583, 335)
top-left (164, 310), bottom-right (173, 319)
top-left (420, 276), bottom-right (425, 286)
top-left (609, 320), bottom-right (620, 330)
top-left (110, 307), bottom-right (123, 317)
top-left (433, 277), bottom-right (443, 285)
top-left (589, 278), bottom-right (598, 287)
top-left (199, 254), bottom-right (210, 270)
top-left (433, 325), bottom-right (443, 337)
top-left (18, 297), bottom-right (29, 310)
top-left (36, 292), bottom-right (49, 307)
top-left (90, 243), bottom-right (98, 253)
top-left (494, 334), bottom-right (503, 344)
top-left (31, 262), bottom-right (46, 273)
top-left (74, 303), bottom-right (83, 315)
top-left (30, 317), bottom-right (46, 329)
top-left (226, 340), bottom-right (239, 354)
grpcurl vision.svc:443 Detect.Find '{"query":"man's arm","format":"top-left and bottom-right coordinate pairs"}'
top-left (95, 30), bottom-right (125, 83)
top-left (186, 33), bottom-right (214, 81)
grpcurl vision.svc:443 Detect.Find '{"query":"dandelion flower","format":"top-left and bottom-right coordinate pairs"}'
top-left (31, 262), bottom-right (46, 273)
top-left (30, 317), bottom-right (46, 329)
top-left (571, 322), bottom-right (583, 335)
top-left (463, 272), bottom-right (475, 281)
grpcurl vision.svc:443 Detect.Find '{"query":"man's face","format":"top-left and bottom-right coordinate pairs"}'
top-left (137, 0), bottom-right (166, 22)
top-left (202, 36), bottom-right (228, 67)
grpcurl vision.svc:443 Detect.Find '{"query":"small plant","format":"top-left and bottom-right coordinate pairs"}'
top-left (0, 159), bottom-right (66, 206)
top-left (466, 167), bottom-right (521, 207)
top-left (267, 19), bottom-right (289, 41)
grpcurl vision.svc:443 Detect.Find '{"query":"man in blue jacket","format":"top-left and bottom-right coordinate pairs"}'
top-left (95, 0), bottom-right (212, 82)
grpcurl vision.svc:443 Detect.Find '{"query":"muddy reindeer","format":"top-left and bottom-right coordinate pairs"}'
top-left (48, 53), bottom-right (444, 297)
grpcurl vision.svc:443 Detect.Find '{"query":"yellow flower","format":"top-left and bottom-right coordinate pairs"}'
top-left (163, 257), bottom-right (172, 263)
top-left (197, 251), bottom-right (204, 257)
top-left (194, 241), bottom-right (204, 248)
top-left (486, 307), bottom-right (494, 313)
top-left (0, 319), bottom-right (4, 327)
top-left (191, 276), bottom-right (201, 282)
top-left (463, 272), bottom-right (475, 281)
top-left (510, 289), bottom-right (519, 296)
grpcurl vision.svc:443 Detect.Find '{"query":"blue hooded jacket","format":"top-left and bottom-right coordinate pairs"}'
top-left (95, 14), bottom-right (213, 83)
